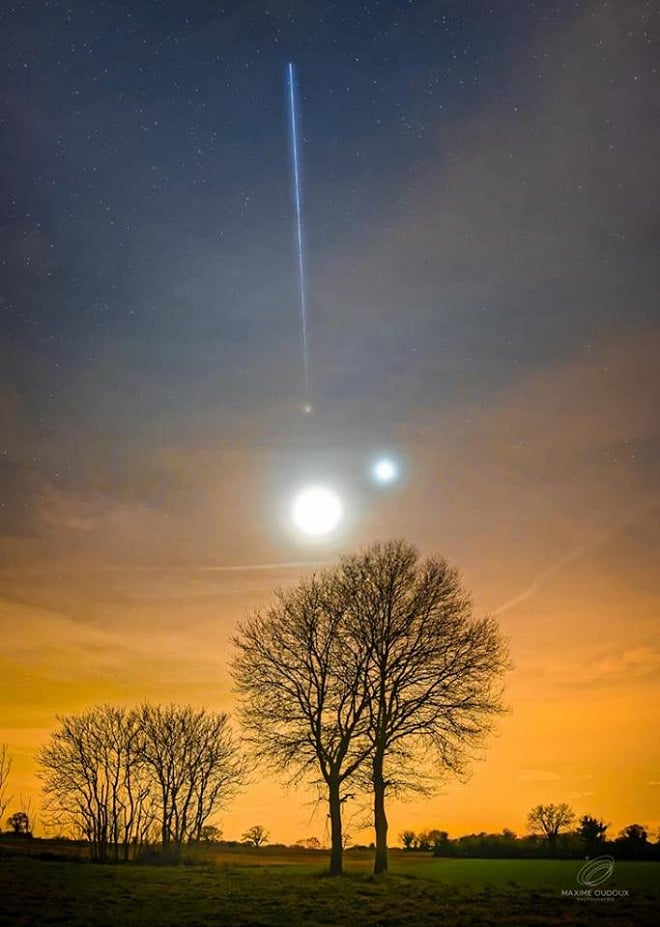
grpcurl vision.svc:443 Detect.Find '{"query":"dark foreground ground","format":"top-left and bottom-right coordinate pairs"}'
top-left (0, 848), bottom-right (657, 926)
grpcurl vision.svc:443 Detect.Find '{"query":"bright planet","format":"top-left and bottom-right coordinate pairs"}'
top-left (372, 457), bottom-right (399, 484)
top-left (291, 486), bottom-right (343, 536)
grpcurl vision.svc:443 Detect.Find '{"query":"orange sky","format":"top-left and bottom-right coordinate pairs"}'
top-left (2, 329), bottom-right (658, 844)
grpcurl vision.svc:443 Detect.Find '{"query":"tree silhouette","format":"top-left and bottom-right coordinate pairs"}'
top-left (295, 836), bottom-right (322, 849)
top-left (425, 828), bottom-right (449, 850)
top-left (0, 744), bottom-right (12, 825)
top-left (338, 540), bottom-right (509, 874)
top-left (38, 703), bottom-right (244, 862)
top-left (7, 810), bottom-right (30, 835)
top-left (619, 823), bottom-right (648, 843)
top-left (527, 803), bottom-right (575, 853)
top-left (232, 574), bottom-right (373, 876)
top-left (399, 830), bottom-right (416, 850)
top-left (242, 824), bottom-right (269, 847)
top-left (138, 703), bottom-right (245, 858)
top-left (234, 539), bottom-right (508, 877)
top-left (578, 814), bottom-right (608, 853)
top-left (416, 831), bottom-right (432, 851)
top-left (38, 705), bottom-right (150, 862)
top-left (615, 823), bottom-right (649, 859)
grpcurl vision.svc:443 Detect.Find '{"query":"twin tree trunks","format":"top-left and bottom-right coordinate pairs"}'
top-left (233, 538), bottom-right (510, 877)
top-left (35, 540), bottom-right (508, 874)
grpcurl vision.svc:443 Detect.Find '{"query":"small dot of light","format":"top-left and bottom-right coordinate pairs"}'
top-left (372, 458), bottom-right (398, 484)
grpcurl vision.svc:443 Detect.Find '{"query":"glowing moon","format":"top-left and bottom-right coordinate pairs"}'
top-left (292, 486), bottom-right (343, 536)
top-left (372, 457), bottom-right (398, 484)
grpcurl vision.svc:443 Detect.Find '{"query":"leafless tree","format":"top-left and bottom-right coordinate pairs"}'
top-left (38, 703), bottom-right (242, 862)
top-left (527, 803), bottom-right (575, 852)
top-left (242, 823), bottom-right (269, 847)
top-left (137, 703), bottom-right (245, 859)
top-left (295, 835), bottom-right (321, 849)
top-left (338, 540), bottom-right (509, 874)
top-left (38, 705), bottom-right (150, 861)
top-left (232, 574), bottom-right (374, 876)
top-left (0, 743), bottom-right (12, 824)
top-left (399, 829), bottom-right (416, 850)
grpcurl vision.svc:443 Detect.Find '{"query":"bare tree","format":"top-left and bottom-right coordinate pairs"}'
top-left (232, 574), bottom-right (373, 876)
top-left (138, 703), bottom-right (245, 859)
top-left (399, 830), bottom-right (416, 850)
top-left (527, 803), bottom-right (575, 852)
top-left (0, 743), bottom-right (12, 824)
top-left (242, 824), bottom-right (269, 847)
top-left (38, 705), bottom-right (148, 862)
top-left (295, 835), bottom-right (322, 849)
top-left (119, 715), bottom-right (157, 860)
top-left (38, 703), bottom-right (242, 862)
top-left (338, 540), bottom-right (509, 874)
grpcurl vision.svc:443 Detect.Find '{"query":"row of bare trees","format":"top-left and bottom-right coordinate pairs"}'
top-left (8, 539), bottom-right (508, 873)
top-left (232, 539), bottom-right (509, 876)
top-left (37, 704), bottom-right (244, 862)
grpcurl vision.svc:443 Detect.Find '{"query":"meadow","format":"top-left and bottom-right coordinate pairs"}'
top-left (0, 845), bottom-right (657, 927)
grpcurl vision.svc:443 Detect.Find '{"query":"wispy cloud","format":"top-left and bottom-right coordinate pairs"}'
top-left (518, 770), bottom-right (561, 784)
top-left (492, 502), bottom-right (660, 616)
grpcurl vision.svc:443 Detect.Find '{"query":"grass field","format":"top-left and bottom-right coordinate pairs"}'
top-left (0, 846), bottom-right (657, 926)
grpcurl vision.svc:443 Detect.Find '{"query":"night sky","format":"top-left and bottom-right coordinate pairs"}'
top-left (1, 0), bottom-right (659, 843)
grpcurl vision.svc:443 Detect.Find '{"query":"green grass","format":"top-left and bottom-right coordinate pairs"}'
top-left (388, 853), bottom-right (659, 892)
top-left (0, 849), bottom-right (657, 927)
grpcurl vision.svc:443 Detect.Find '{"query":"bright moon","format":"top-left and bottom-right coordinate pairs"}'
top-left (292, 486), bottom-right (343, 536)
top-left (372, 457), bottom-right (398, 484)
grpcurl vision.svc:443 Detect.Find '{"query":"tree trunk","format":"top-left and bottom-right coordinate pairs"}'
top-left (373, 752), bottom-right (388, 875)
top-left (328, 778), bottom-right (344, 876)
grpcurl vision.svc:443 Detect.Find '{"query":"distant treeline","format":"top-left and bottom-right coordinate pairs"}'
top-left (399, 824), bottom-right (660, 861)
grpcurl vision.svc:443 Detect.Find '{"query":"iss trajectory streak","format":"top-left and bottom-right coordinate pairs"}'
top-left (286, 61), bottom-right (312, 414)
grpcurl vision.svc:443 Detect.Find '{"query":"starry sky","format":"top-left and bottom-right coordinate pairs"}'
top-left (1, 0), bottom-right (659, 844)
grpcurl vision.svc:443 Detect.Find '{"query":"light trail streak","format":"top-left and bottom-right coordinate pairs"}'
top-left (286, 61), bottom-right (310, 408)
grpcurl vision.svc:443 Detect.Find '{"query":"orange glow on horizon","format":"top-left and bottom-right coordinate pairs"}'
top-left (2, 334), bottom-right (658, 845)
